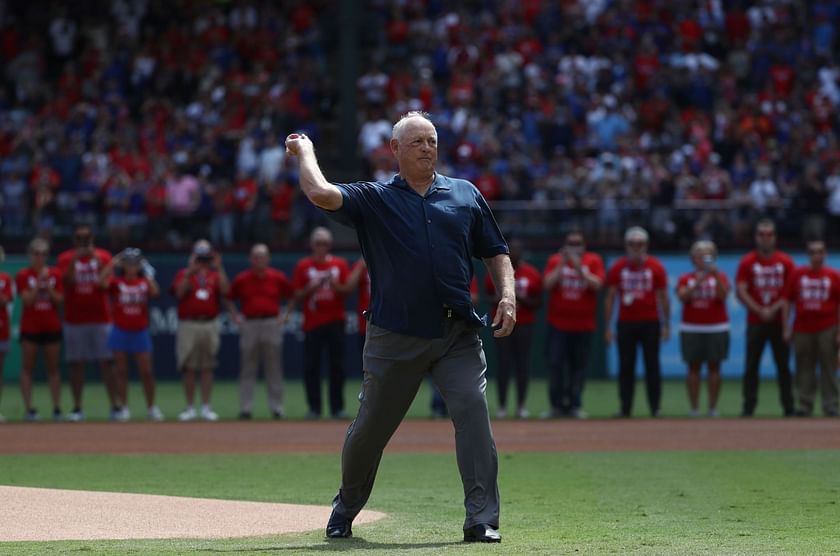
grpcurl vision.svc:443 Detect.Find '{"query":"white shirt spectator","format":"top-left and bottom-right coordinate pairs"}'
top-left (258, 143), bottom-right (285, 185)
top-left (748, 177), bottom-right (779, 210)
top-left (49, 17), bottom-right (77, 56)
top-left (826, 173), bottom-right (840, 216)
top-left (358, 118), bottom-right (392, 155)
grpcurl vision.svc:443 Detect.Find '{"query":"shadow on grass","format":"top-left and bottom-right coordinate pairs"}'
top-left (202, 538), bottom-right (465, 552)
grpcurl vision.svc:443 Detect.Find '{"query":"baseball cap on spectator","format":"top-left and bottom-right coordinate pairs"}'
top-left (193, 240), bottom-right (213, 258)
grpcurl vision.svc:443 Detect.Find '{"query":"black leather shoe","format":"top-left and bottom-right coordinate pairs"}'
top-left (325, 509), bottom-right (353, 538)
top-left (464, 524), bottom-right (501, 543)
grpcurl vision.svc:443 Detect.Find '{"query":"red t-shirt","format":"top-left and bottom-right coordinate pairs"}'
top-left (484, 261), bottom-right (542, 325)
top-left (544, 252), bottom-right (605, 332)
top-left (606, 256), bottom-right (668, 322)
top-left (228, 268), bottom-right (293, 318)
top-left (15, 267), bottom-right (63, 334)
top-left (354, 261), bottom-right (371, 335)
top-left (109, 277), bottom-right (152, 331)
top-left (56, 248), bottom-right (113, 324)
top-left (0, 272), bottom-right (12, 341)
top-left (292, 255), bottom-right (349, 332)
top-left (170, 269), bottom-right (223, 320)
top-left (677, 271), bottom-right (730, 330)
top-left (785, 266), bottom-right (840, 333)
top-left (736, 250), bottom-right (795, 325)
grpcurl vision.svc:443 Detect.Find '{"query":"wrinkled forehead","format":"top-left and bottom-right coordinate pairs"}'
top-left (400, 118), bottom-right (437, 141)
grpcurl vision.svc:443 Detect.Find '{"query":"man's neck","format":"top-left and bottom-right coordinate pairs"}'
top-left (401, 172), bottom-right (435, 195)
top-left (313, 254), bottom-right (329, 264)
top-left (757, 248), bottom-right (774, 258)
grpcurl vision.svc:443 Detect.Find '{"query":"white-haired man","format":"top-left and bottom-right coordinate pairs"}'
top-left (285, 111), bottom-right (515, 543)
top-left (605, 227), bottom-right (670, 417)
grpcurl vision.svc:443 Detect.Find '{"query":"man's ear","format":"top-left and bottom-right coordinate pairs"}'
top-left (390, 138), bottom-right (399, 155)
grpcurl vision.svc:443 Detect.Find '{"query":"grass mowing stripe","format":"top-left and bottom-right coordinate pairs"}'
top-left (2, 451), bottom-right (840, 554)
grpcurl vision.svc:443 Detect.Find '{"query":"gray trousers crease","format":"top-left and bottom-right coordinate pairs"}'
top-left (334, 320), bottom-right (500, 530)
top-left (239, 319), bottom-right (284, 413)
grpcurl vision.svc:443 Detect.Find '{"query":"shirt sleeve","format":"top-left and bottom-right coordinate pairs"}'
top-left (470, 189), bottom-right (509, 259)
top-left (278, 272), bottom-right (293, 299)
top-left (226, 275), bottom-right (240, 301)
top-left (653, 260), bottom-right (667, 289)
top-left (735, 258), bottom-right (750, 285)
top-left (321, 182), bottom-right (368, 228)
top-left (170, 269), bottom-right (185, 296)
top-left (591, 255), bottom-right (606, 280)
top-left (51, 268), bottom-right (64, 293)
top-left (606, 261), bottom-right (620, 287)
top-left (292, 261), bottom-right (307, 292)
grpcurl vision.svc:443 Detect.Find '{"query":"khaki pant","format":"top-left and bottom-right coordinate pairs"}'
top-left (792, 326), bottom-right (840, 415)
top-left (176, 320), bottom-right (219, 371)
top-left (239, 318), bottom-right (284, 414)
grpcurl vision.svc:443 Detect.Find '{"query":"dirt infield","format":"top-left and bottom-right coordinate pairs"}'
top-left (0, 486), bottom-right (385, 541)
top-left (1, 418), bottom-right (839, 454)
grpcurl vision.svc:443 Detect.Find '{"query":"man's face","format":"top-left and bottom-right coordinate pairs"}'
top-left (625, 235), bottom-right (648, 261)
top-left (311, 234), bottom-right (332, 257)
top-left (808, 242), bottom-right (826, 268)
top-left (74, 229), bottom-right (93, 251)
top-left (250, 250), bottom-right (269, 271)
top-left (755, 225), bottom-right (776, 251)
top-left (392, 119), bottom-right (438, 177)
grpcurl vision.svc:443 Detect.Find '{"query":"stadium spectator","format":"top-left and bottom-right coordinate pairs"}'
top-left (293, 227), bottom-right (351, 419)
top-left (542, 230), bottom-right (604, 419)
top-left (0, 246), bottom-right (10, 423)
top-left (56, 225), bottom-right (118, 422)
top-left (16, 238), bottom-right (63, 422)
top-left (171, 240), bottom-right (230, 422)
top-left (605, 227), bottom-right (669, 418)
top-left (676, 241), bottom-right (731, 418)
top-left (735, 219), bottom-right (795, 417)
top-left (484, 240), bottom-right (542, 419)
top-left (782, 240), bottom-right (840, 417)
top-left (226, 243), bottom-right (294, 420)
top-left (99, 248), bottom-right (163, 421)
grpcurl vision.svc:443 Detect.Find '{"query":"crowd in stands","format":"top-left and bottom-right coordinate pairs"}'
top-left (1, 1), bottom-right (840, 250)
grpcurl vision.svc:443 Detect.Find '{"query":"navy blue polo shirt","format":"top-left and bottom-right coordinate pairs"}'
top-left (324, 173), bottom-right (509, 338)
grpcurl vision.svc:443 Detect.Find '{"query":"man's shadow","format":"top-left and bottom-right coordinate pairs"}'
top-left (204, 538), bottom-right (465, 552)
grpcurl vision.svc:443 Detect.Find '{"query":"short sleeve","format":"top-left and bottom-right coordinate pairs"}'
top-left (735, 258), bottom-right (750, 285)
top-left (277, 272), bottom-right (293, 299)
top-left (590, 255), bottom-right (606, 280)
top-left (292, 261), bottom-right (307, 291)
top-left (170, 269), bottom-right (186, 296)
top-left (321, 182), bottom-right (367, 228)
top-left (227, 275), bottom-right (241, 301)
top-left (653, 261), bottom-right (667, 289)
top-left (782, 270), bottom-right (798, 300)
top-left (606, 262), bottom-right (621, 287)
top-left (471, 190), bottom-right (509, 259)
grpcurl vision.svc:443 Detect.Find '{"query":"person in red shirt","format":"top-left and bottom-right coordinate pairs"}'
top-left (226, 244), bottom-right (294, 420)
top-left (542, 230), bottom-right (604, 419)
top-left (170, 240), bottom-right (230, 422)
top-left (56, 224), bottom-right (118, 422)
top-left (0, 246), bottom-right (12, 422)
top-left (605, 227), bottom-right (670, 418)
top-left (676, 241), bottom-right (731, 418)
top-left (735, 219), bottom-right (795, 417)
top-left (781, 240), bottom-right (840, 417)
top-left (292, 227), bottom-right (351, 419)
top-left (16, 238), bottom-right (64, 421)
top-left (99, 248), bottom-right (163, 421)
top-left (484, 240), bottom-right (542, 419)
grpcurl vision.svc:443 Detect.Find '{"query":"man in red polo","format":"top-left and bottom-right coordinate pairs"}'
top-left (227, 243), bottom-right (294, 419)
top-left (484, 240), bottom-right (542, 419)
top-left (542, 229), bottom-right (604, 419)
top-left (735, 218), bottom-right (795, 417)
top-left (605, 226), bottom-right (670, 418)
top-left (171, 239), bottom-right (230, 421)
top-left (56, 224), bottom-right (117, 422)
top-left (781, 239), bottom-right (840, 417)
top-left (293, 227), bottom-right (351, 419)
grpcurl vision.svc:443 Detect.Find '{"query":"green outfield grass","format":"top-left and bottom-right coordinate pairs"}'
top-left (0, 378), bottom-right (805, 422)
top-left (1, 450), bottom-right (839, 554)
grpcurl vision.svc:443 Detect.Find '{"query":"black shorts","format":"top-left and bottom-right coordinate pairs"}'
top-left (20, 331), bottom-right (63, 345)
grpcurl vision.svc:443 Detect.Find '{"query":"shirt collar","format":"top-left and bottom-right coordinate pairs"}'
top-left (390, 172), bottom-right (450, 194)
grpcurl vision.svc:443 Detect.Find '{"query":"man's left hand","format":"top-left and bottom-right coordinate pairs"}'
top-left (492, 297), bottom-right (516, 337)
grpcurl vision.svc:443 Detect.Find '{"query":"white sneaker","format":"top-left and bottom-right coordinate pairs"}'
top-left (572, 408), bottom-right (588, 420)
top-left (147, 406), bottom-right (165, 422)
top-left (516, 407), bottom-right (530, 419)
top-left (0, 414), bottom-right (6, 423)
top-left (67, 409), bottom-right (84, 422)
top-left (707, 409), bottom-right (720, 418)
top-left (115, 407), bottom-right (131, 422)
top-left (179, 407), bottom-right (197, 421)
top-left (495, 408), bottom-right (508, 419)
top-left (688, 409), bottom-right (700, 418)
top-left (200, 405), bottom-right (219, 421)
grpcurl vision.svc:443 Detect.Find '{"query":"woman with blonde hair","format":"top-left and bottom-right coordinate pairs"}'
top-left (676, 240), bottom-right (731, 417)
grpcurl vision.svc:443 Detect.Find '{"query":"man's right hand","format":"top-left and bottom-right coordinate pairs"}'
top-left (285, 133), bottom-right (313, 157)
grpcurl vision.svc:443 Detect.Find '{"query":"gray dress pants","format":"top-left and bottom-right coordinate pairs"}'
top-left (332, 319), bottom-right (500, 530)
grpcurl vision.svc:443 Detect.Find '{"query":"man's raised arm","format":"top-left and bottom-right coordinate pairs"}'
top-left (285, 133), bottom-right (343, 211)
